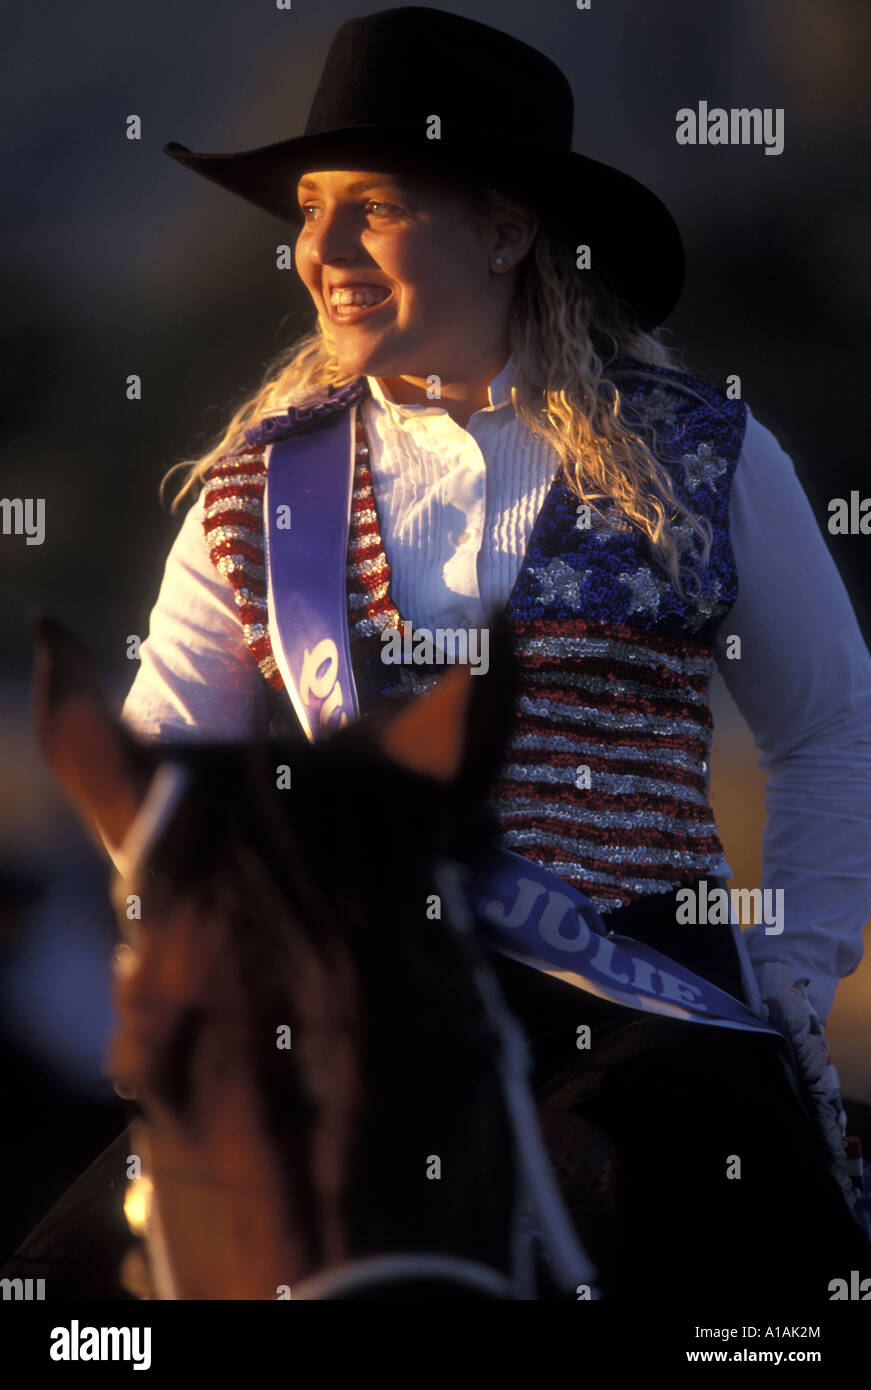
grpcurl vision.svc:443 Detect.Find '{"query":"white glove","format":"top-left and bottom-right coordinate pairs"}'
top-left (756, 961), bottom-right (854, 1210)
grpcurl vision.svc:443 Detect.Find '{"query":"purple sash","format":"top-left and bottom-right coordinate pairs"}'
top-left (264, 408), bottom-right (360, 736)
top-left (263, 404), bottom-right (777, 1036)
top-left (469, 849), bottom-right (778, 1034)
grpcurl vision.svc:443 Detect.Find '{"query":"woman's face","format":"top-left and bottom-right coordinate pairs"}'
top-left (294, 165), bottom-right (532, 385)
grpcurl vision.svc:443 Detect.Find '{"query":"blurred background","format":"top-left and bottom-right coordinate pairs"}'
top-left (2, 0), bottom-right (870, 1259)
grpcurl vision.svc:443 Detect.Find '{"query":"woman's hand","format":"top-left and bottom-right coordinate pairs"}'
top-left (757, 961), bottom-right (854, 1208)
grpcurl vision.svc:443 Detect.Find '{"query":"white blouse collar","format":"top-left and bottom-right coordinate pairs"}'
top-left (365, 353), bottom-right (517, 419)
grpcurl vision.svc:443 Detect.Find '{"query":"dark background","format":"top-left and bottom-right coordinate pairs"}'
top-left (2, 0), bottom-right (870, 1261)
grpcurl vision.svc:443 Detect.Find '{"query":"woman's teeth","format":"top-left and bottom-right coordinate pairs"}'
top-left (330, 287), bottom-right (390, 308)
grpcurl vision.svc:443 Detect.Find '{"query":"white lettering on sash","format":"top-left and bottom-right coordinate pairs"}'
top-left (481, 877), bottom-right (547, 930)
top-left (320, 680), bottom-right (345, 733)
top-left (299, 637), bottom-right (347, 731)
top-left (655, 969), bottom-right (706, 1008)
top-left (537, 891), bottom-right (591, 952)
top-left (627, 954), bottom-right (659, 994)
top-left (584, 932), bottom-right (632, 984)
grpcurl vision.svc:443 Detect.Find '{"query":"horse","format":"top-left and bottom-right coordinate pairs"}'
top-left (25, 612), bottom-right (611, 1300)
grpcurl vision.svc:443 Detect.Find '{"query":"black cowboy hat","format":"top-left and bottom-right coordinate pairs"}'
top-left (164, 6), bottom-right (684, 330)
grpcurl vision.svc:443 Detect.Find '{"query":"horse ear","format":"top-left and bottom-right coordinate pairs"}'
top-left (377, 611), bottom-right (517, 798)
top-left (29, 612), bottom-right (154, 854)
top-left (378, 662), bottom-right (474, 783)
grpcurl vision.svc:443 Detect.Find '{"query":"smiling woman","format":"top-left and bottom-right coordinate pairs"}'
top-left (21, 4), bottom-right (871, 1302)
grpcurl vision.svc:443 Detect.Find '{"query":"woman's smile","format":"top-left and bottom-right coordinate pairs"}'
top-left (328, 283), bottom-right (394, 325)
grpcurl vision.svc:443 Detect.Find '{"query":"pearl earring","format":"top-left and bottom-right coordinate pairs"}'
top-left (494, 256), bottom-right (506, 268)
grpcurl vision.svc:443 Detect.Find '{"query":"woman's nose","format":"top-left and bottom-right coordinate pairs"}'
top-left (306, 209), bottom-right (362, 266)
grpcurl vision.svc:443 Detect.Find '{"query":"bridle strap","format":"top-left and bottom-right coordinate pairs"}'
top-left (111, 760), bottom-right (192, 891)
top-left (433, 859), bottom-right (600, 1299)
top-left (291, 1252), bottom-right (514, 1300)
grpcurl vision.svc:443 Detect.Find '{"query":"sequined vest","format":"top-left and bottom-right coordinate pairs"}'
top-left (202, 362), bottom-right (746, 915)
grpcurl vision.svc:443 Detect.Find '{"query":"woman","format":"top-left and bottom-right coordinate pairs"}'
top-left (50, 8), bottom-right (871, 1297)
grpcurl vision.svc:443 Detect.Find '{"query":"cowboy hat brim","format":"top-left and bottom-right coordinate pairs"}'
top-left (164, 128), bottom-right (684, 330)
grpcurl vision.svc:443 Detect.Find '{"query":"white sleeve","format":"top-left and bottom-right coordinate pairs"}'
top-left (713, 407), bottom-right (871, 1023)
top-left (120, 489), bottom-right (269, 742)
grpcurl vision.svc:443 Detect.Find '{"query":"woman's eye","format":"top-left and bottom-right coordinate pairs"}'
top-left (298, 201), bottom-right (400, 222)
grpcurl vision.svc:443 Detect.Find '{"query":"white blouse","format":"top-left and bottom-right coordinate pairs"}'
top-left (120, 355), bottom-right (871, 1024)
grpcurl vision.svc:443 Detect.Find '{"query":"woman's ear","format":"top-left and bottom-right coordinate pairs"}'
top-left (30, 611), bottom-right (155, 854)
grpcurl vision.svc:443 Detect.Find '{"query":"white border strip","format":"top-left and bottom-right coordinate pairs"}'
top-left (112, 761), bottom-right (192, 886)
top-left (292, 1252), bottom-right (514, 1301)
